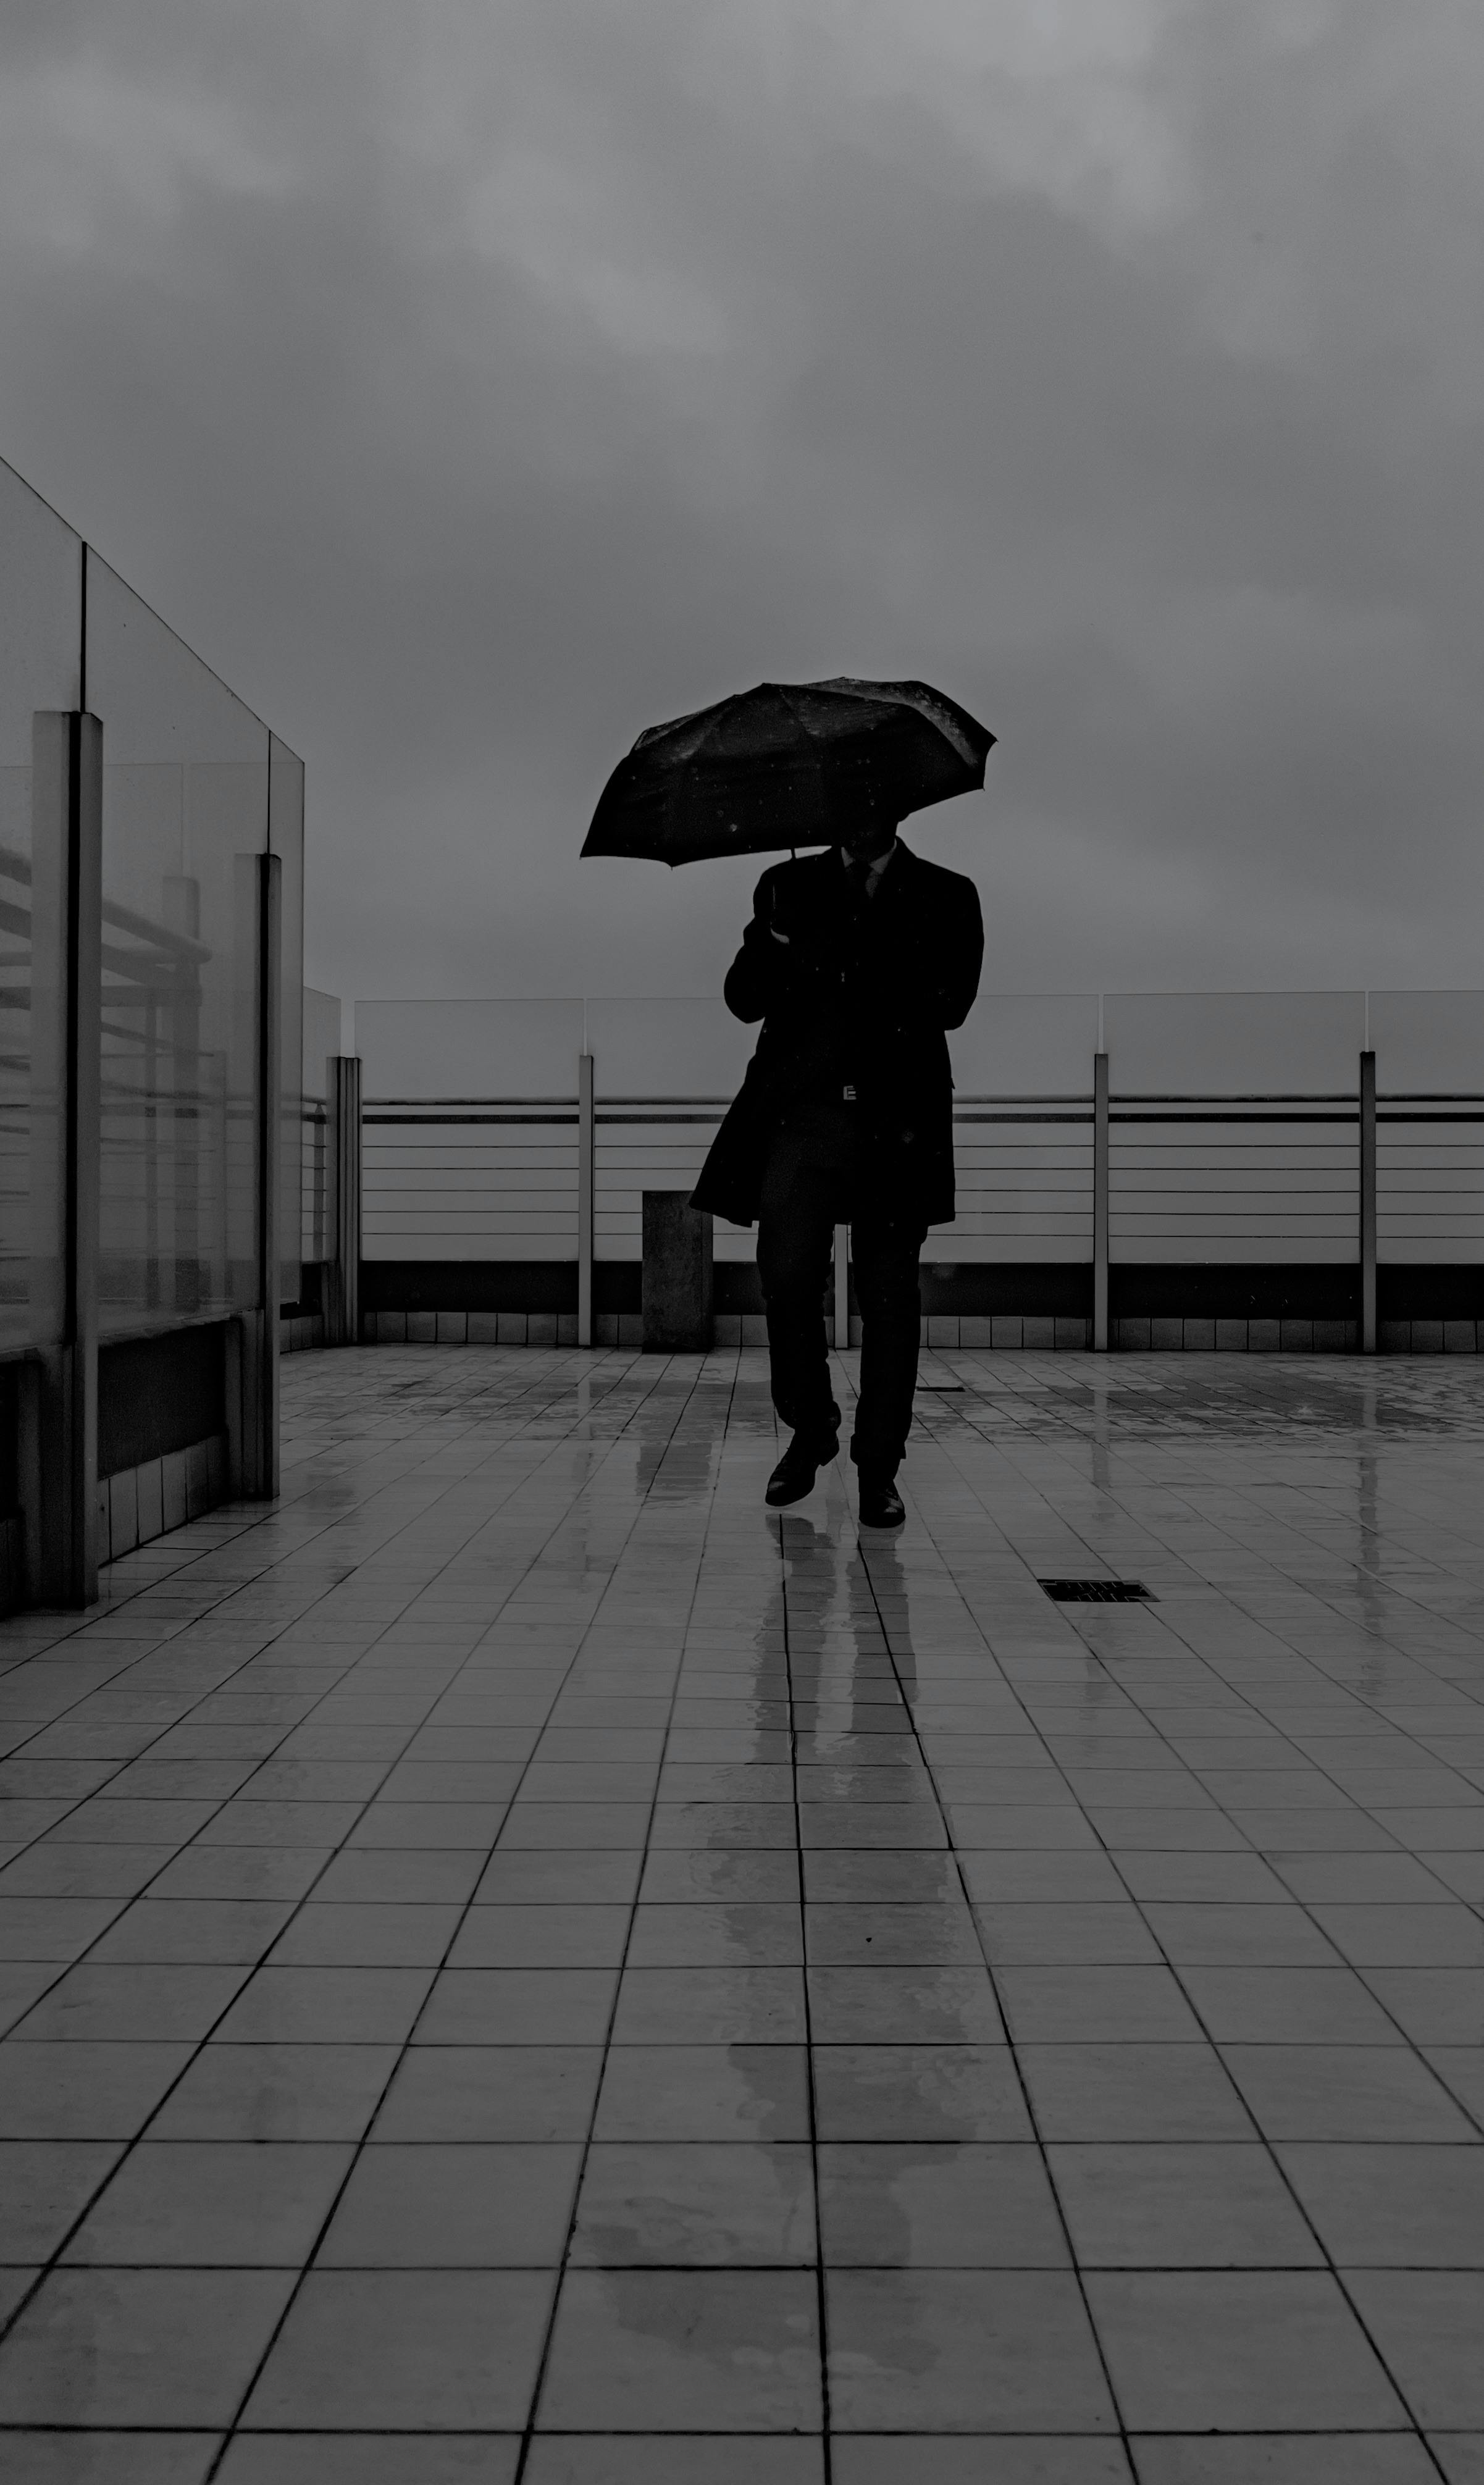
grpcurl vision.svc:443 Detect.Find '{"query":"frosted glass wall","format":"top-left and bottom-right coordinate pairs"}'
top-left (0, 467), bottom-right (83, 1351)
top-left (88, 555), bottom-right (270, 1335)
top-left (0, 452), bottom-right (304, 1352)
top-left (270, 737), bottom-right (304, 1305)
top-left (1103, 993), bottom-right (1367, 1095)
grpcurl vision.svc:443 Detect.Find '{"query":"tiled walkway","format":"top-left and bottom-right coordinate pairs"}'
top-left (2, 1346), bottom-right (1484, 2482)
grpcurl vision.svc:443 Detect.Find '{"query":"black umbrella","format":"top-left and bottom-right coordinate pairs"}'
top-left (581, 676), bottom-right (994, 867)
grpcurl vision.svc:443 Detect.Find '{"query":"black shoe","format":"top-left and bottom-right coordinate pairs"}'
top-left (858, 1474), bottom-right (905, 1529)
top-left (765, 1435), bottom-right (837, 1507)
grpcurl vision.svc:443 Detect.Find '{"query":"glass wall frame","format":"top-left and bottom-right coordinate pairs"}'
top-left (83, 546), bottom-right (303, 1340)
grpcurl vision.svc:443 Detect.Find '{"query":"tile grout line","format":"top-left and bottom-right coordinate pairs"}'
top-left (0, 1373), bottom-right (640, 2358)
top-left (203, 1364), bottom-right (708, 2479)
top-left (4, 1347), bottom-right (1484, 2457)
top-left (844, 1525), bottom-right (1141, 2472)
top-left (928, 1413), bottom-right (1484, 1995)
top-left (0, 1359), bottom-right (670, 2339)
top-left (907, 1425), bottom-right (1462, 2466)
top-left (0, 1352), bottom-right (612, 1887)
top-left (510, 1348), bottom-right (732, 2480)
top-left (778, 1506), bottom-right (834, 2481)
top-left (917, 1419), bottom-right (1484, 2130)
top-left (1006, 1468), bottom-right (1466, 2475)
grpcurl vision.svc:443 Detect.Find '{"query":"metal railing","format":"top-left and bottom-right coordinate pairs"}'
top-left (351, 1046), bottom-right (1484, 1355)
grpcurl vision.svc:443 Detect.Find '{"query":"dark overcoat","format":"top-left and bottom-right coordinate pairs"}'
top-left (691, 840), bottom-right (984, 1230)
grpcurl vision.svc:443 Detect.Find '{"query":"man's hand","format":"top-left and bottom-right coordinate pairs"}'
top-left (723, 865), bottom-right (808, 1021)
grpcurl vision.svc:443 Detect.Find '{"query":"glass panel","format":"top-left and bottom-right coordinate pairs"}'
top-left (358, 1004), bottom-right (582, 1265)
top-left (301, 989), bottom-right (342, 1100)
top-left (0, 458), bottom-right (83, 1351)
top-left (86, 552), bottom-right (269, 1336)
top-left (585, 998), bottom-right (751, 1097)
top-left (269, 735), bottom-right (304, 1306)
top-left (356, 999), bottom-right (584, 1099)
top-left (584, 1005), bottom-right (749, 1259)
top-left (1369, 991), bottom-right (1484, 1094)
top-left (950, 994), bottom-right (1099, 1097)
top-left (300, 990), bottom-right (342, 1272)
top-left (1104, 992), bottom-right (1365, 1096)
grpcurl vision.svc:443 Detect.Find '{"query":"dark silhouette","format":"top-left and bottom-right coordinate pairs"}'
top-left (693, 797), bottom-right (984, 1525)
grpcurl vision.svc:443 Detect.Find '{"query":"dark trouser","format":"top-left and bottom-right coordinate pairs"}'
top-left (756, 1113), bottom-right (927, 1480)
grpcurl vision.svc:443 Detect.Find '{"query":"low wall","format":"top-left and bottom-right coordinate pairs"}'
top-left (354, 1258), bottom-right (1484, 1350)
top-left (99, 1435), bottom-right (230, 1562)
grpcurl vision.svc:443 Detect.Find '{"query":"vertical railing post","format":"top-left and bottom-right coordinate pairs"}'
top-left (1093, 1050), bottom-right (1110, 1352)
top-left (1360, 1048), bottom-right (1377, 1354)
top-left (834, 1224), bottom-right (850, 1352)
top-left (324, 1054), bottom-right (362, 1346)
top-left (577, 1052), bottom-right (595, 1347)
top-left (236, 852), bottom-right (280, 1495)
top-left (26, 711), bottom-right (102, 1606)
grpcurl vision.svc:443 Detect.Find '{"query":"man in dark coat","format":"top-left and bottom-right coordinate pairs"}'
top-left (692, 797), bottom-right (984, 1526)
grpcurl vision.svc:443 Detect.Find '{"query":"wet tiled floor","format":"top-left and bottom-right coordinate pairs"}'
top-left (2, 1344), bottom-right (1484, 2481)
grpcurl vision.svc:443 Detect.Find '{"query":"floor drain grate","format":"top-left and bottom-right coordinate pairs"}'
top-left (1039, 1578), bottom-right (1155, 1603)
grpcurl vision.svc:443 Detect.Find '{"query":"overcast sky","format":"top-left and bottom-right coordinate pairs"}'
top-left (2, 1), bottom-right (1482, 1002)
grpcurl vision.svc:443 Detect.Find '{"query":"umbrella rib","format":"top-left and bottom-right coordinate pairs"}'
top-left (769, 681), bottom-right (824, 742)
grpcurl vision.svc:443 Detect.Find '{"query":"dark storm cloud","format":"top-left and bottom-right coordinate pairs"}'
top-left (2, 0), bottom-right (1481, 1000)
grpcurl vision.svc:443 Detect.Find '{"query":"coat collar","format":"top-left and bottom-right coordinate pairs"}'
top-left (800, 836), bottom-right (921, 877)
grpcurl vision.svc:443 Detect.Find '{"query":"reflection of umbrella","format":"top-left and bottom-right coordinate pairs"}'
top-left (581, 676), bottom-right (995, 868)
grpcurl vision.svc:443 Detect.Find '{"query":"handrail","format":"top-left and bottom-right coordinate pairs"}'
top-left (363, 1087), bottom-right (1484, 1110)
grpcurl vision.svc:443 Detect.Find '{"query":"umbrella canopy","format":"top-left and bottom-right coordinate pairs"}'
top-left (581, 676), bottom-right (995, 867)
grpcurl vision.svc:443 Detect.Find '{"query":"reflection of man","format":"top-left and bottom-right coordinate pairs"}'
top-left (692, 788), bottom-right (983, 1528)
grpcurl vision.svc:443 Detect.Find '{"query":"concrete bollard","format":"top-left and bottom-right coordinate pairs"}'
top-left (642, 1192), bottom-right (714, 1351)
